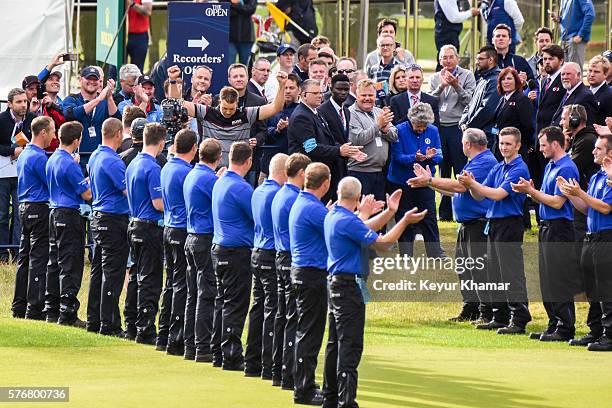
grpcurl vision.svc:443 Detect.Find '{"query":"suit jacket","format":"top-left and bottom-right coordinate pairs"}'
top-left (318, 99), bottom-right (350, 145)
top-left (0, 109), bottom-right (36, 159)
top-left (288, 102), bottom-right (340, 167)
top-left (494, 91), bottom-right (535, 156)
top-left (247, 80), bottom-right (267, 100)
top-left (551, 83), bottom-right (601, 128)
top-left (535, 73), bottom-right (565, 134)
top-left (390, 91), bottom-right (440, 127)
top-left (594, 83), bottom-right (612, 123)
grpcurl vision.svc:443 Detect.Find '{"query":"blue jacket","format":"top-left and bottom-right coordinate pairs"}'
top-left (388, 122), bottom-right (442, 185)
top-left (560, 0), bottom-right (595, 42)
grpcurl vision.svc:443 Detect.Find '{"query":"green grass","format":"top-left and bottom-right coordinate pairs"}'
top-left (1, 221), bottom-right (611, 407)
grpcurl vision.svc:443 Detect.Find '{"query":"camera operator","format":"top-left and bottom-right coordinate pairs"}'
top-left (166, 65), bottom-right (289, 168)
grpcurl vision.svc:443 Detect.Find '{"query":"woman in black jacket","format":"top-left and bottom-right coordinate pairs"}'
top-left (493, 67), bottom-right (535, 161)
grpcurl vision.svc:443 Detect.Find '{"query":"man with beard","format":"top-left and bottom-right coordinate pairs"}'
top-left (551, 62), bottom-right (600, 127)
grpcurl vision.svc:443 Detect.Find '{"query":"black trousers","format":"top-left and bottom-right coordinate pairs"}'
top-left (245, 248), bottom-right (277, 377)
top-left (323, 274), bottom-right (365, 408)
top-left (538, 219), bottom-right (577, 337)
top-left (87, 212), bottom-right (129, 334)
top-left (165, 227), bottom-right (189, 350)
top-left (275, 251), bottom-right (297, 386)
top-left (455, 219), bottom-right (489, 317)
top-left (157, 235), bottom-right (174, 344)
top-left (293, 266), bottom-right (328, 401)
top-left (49, 208), bottom-right (85, 324)
top-left (123, 257), bottom-right (138, 336)
top-left (184, 233), bottom-right (216, 356)
top-left (12, 203), bottom-right (49, 319)
top-left (44, 210), bottom-right (61, 320)
top-left (581, 230), bottom-right (612, 338)
top-left (128, 220), bottom-right (164, 339)
top-left (211, 244), bottom-right (252, 369)
top-left (487, 216), bottom-right (531, 327)
top-left (438, 125), bottom-right (467, 220)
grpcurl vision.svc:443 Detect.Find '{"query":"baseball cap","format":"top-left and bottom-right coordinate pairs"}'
top-left (81, 66), bottom-right (101, 80)
top-left (48, 70), bottom-right (63, 80)
top-left (137, 75), bottom-right (154, 86)
top-left (602, 50), bottom-right (612, 63)
top-left (131, 117), bottom-right (148, 141)
top-left (277, 44), bottom-right (296, 56)
top-left (22, 75), bottom-right (40, 89)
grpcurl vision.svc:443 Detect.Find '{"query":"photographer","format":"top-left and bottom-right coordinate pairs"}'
top-left (166, 65), bottom-right (289, 168)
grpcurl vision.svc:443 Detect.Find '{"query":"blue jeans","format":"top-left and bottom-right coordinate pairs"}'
top-left (228, 42), bottom-right (253, 66)
top-left (0, 177), bottom-right (21, 260)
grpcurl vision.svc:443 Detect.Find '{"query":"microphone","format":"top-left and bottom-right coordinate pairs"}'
top-left (527, 79), bottom-right (539, 91)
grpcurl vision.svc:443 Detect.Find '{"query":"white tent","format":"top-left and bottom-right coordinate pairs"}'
top-left (0, 0), bottom-right (74, 101)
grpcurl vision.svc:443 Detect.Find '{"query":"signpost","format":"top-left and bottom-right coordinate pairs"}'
top-left (96, 0), bottom-right (125, 67)
top-left (167, 2), bottom-right (230, 95)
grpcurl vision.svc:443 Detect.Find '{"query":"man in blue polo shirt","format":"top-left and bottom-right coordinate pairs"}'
top-left (322, 177), bottom-right (426, 408)
top-left (12, 117), bottom-right (54, 321)
top-left (559, 134), bottom-right (612, 352)
top-left (288, 162), bottom-right (331, 405)
top-left (46, 121), bottom-right (92, 327)
top-left (459, 126), bottom-right (531, 334)
top-left (211, 142), bottom-right (255, 370)
top-left (270, 153), bottom-right (311, 390)
top-left (512, 126), bottom-right (580, 342)
top-left (183, 138), bottom-right (225, 363)
top-left (160, 129), bottom-right (197, 356)
top-left (62, 67), bottom-right (118, 162)
top-left (408, 128), bottom-right (498, 324)
top-left (125, 122), bottom-right (166, 345)
top-left (245, 153), bottom-right (288, 381)
top-left (86, 118), bottom-right (130, 337)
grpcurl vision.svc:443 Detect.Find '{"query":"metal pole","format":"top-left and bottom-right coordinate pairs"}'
top-left (540, 0), bottom-right (546, 28)
top-left (607, 0), bottom-right (612, 49)
top-left (337, 0), bottom-right (343, 56)
top-left (344, 0), bottom-right (350, 57)
top-left (471, 0), bottom-right (478, 64)
top-left (412, 0), bottom-right (418, 60)
top-left (359, 0), bottom-right (369, 67)
top-left (404, 0), bottom-right (410, 53)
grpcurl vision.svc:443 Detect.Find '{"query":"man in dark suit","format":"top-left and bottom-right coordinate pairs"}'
top-left (390, 65), bottom-right (439, 126)
top-left (551, 62), bottom-right (601, 128)
top-left (248, 57), bottom-right (271, 101)
top-left (587, 55), bottom-right (612, 121)
top-left (287, 79), bottom-right (362, 202)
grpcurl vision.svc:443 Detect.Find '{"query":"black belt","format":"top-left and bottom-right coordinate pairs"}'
top-left (539, 219), bottom-right (572, 227)
top-left (131, 218), bottom-right (159, 226)
top-left (585, 229), bottom-right (612, 241)
top-left (22, 202), bottom-right (49, 206)
top-left (93, 211), bottom-right (128, 217)
top-left (188, 232), bottom-right (213, 238)
top-left (254, 248), bottom-right (275, 254)
top-left (330, 273), bottom-right (359, 283)
top-left (462, 217), bottom-right (487, 226)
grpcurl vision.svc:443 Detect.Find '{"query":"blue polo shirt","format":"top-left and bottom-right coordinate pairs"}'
top-left (252, 179), bottom-right (282, 250)
top-left (46, 149), bottom-right (89, 209)
top-left (289, 191), bottom-right (328, 270)
top-left (117, 99), bottom-right (163, 123)
top-left (586, 170), bottom-right (612, 233)
top-left (453, 150), bottom-right (497, 223)
top-left (212, 170), bottom-right (254, 247)
top-left (324, 204), bottom-right (378, 276)
top-left (388, 123), bottom-right (443, 185)
top-left (161, 157), bottom-right (192, 229)
top-left (183, 163), bottom-right (217, 234)
top-left (89, 145), bottom-right (129, 214)
top-left (271, 183), bottom-right (301, 252)
top-left (62, 94), bottom-right (114, 154)
top-left (539, 154), bottom-right (579, 221)
top-left (125, 152), bottom-right (163, 221)
top-left (17, 144), bottom-right (49, 203)
top-left (482, 155), bottom-right (530, 219)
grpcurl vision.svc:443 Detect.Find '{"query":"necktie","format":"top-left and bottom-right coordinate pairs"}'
top-left (560, 91), bottom-right (570, 107)
top-left (338, 108), bottom-right (345, 129)
top-left (542, 77), bottom-right (551, 94)
top-left (411, 94), bottom-right (419, 106)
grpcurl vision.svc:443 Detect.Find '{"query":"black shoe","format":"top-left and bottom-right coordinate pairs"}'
top-left (166, 343), bottom-right (184, 356)
top-left (244, 370), bottom-right (261, 378)
top-left (587, 338), bottom-right (612, 352)
top-left (223, 362), bottom-right (245, 371)
top-left (262, 373), bottom-right (273, 381)
top-left (124, 330), bottom-right (137, 341)
top-left (135, 335), bottom-right (157, 346)
top-left (497, 325), bottom-right (526, 335)
top-left (45, 314), bottom-right (59, 324)
top-left (294, 390), bottom-right (324, 405)
top-left (59, 318), bottom-right (87, 329)
top-left (212, 359), bottom-right (222, 368)
top-left (448, 312), bottom-right (479, 322)
top-left (87, 326), bottom-right (100, 333)
top-left (155, 338), bottom-right (168, 351)
top-left (476, 321), bottom-right (507, 330)
top-left (272, 378), bottom-right (282, 387)
top-left (184, 348), bottom-right (196, 361)
top-left (471, 317), bottom-right (491, 326)
top-left (569, 333), bottom-right (600, 347)
top-left (100, 329), bottom-right (125, 338)
top-left (529, 332), bottom-right (543, 340)
top-left (195, 353), bottom-right (213, 363)
top-left (25, 313), bottom-right (45, 321)
top-left (540, 332), bottom-right (573, 342)
top-left (282, 382), bottom-right (295, 391)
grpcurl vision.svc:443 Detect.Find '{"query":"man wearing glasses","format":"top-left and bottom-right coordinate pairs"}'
top-left (367, 35), bottom-right (409, 106)
top-left (249, 57), bottom-right (272, 101)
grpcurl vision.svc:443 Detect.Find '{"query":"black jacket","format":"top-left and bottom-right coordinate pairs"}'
top-left (247, 81), bottom-right (267, 100)
top-left (0, 108), bottom-right (36, 158)
top-left (224, 0), bottom-right (256, 43)
top-left (390, 91), bottom-right (440, 127)
top-left (570, 126), bottom-right (598, 191)
top-left (288, 102), bottom-right (339, 166)
top-left (318, 99), bottom-right (350, 145)
top-left (551, 83), bottom-right (601, 127)
top-left (594, 83), bottom-right (612, 123)
top-left (535, 73), bottom-right (565, 134)
top-left (494, 91), bottom-right (535, 157)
